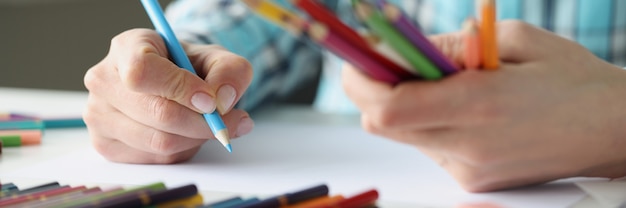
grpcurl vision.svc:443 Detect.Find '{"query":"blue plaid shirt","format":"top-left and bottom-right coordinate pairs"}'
top-left (166, 0), bottom-right (626, 114)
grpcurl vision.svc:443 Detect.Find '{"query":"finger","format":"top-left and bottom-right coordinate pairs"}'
top-left (495, 20), bottom-right (576, 63)
top-left (84, 94), bottom-right (253, 150)
top-left (112, 28), bottom-right (219, 115)
top-left (85, 103), bottom-right (207, 155)
top-left (343, 63), bottom-right (472, 130)
top-left (184, 43), bottom-right (253, 114)
top-left (91, 136), bottom-right (202, 164)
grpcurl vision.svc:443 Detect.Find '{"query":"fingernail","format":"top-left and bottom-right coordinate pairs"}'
top-left (217, 85), bottom-right (237, 114)
top-left (236, 117), bottom-right (254, 137)
top-left (191, 92), bottom-right (216, 113)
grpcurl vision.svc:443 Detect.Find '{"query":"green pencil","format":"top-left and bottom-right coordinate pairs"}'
top-left (354, 1), bottom-right (442, 80)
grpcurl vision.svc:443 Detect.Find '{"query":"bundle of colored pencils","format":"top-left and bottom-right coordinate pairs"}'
top-left (241, 0), bottom-right (500, 84)
top-left (0, 181), bottom-right (379, 208)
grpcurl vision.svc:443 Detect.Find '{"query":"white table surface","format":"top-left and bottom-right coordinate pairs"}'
top-left (0, 87), bottom-right (620, 208)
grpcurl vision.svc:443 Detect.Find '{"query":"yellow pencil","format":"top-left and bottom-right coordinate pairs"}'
top-left (155, 194), bottom-right (204, 208)
top-left (241, 0), bottom-right (308, 35)
top-left (479, 0), bottom-right (499, 70)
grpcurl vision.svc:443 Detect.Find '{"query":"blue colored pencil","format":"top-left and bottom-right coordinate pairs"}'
top-left (239, 184), bottom-right (329, 208)
top-left (140, 0), bottom-right (232, 152)
top-left (202, 196), bottom-right (244, 208)
top-left (227, 197), bottom-right (261, 208)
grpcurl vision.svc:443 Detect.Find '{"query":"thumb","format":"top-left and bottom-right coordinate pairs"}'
top-left (112, 29), bottom-right (218, 114)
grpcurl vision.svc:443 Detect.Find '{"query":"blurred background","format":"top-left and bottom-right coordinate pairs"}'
top-left (0, 0), bottom-right (174, 91)
top-left (0, 0), bottom-right (317, 104)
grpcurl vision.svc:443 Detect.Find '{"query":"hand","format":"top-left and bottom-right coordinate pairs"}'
top-left (83, 29), bottom-right (254, 164)
top-left (343, 20), bottom-right (626, 192)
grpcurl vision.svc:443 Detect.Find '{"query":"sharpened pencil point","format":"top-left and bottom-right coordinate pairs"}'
top-left (225, 144), bottom-right (233, 153)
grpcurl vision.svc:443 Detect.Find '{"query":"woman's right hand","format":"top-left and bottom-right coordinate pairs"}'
top-left (83, 29), bottom-right (254, 164)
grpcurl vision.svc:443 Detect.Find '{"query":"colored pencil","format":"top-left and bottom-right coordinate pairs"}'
top-left (308, 22), bottom-right (402, 84)
top-left (0, 120), bottom-right (44, 131)
top-left (0, 130), bottom-right (42, 147)
top-left (50, 182), bottom-right (166, 208)
top-left (42, 118), bottom-right (86, 128)
top-left (227, 197), bottom-right (261, 208)
top-left (15, 187), bottom-right (102, 207)
top-left (463, 18), bottom-right (482, 69)
top-left (140, 0), bottom-right (232, 153)
top-left (0, 183), bottom-right (17, 192)
top-left (155, 194), bottom-right (204, 208)
top-left (284, 195), bottom-right (345, 208)
top-left (378, 0), bottom-right (459, 75)
top-left (0, 182), bottom-right (60, 198)
top-left (318, 189), bottom-right (379, 208)
top-left (353, 1), bottom-right (442, 80)
top-left (202, 196), bottom-right (244, 208)
top-left (479, 0), bottom-right (499, 69)
top-left (292, 0), bottom-right (417, 81)
top-left (239, 184), bottom-right (329, 208)
top-left (0, 185), bottom-right (86, 207)
top-left (241, 0), bottom-right (308, 36)
top-left (87, 184), bottom-right (198, 208)
top-left (292, 0), bottom-right (368, 47)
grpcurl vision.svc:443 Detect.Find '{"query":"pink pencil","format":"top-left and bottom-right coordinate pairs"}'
top-left (463, 18), bottom-right (481, 69)
top-left (308, 22), bottom-right (402, 84)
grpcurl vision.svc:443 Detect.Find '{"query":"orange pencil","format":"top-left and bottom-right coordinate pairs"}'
top-left (283, 195), bottom-right (345, 208)
top-left (479, 0), bottom-right (499, 69)
top-left (463, 18), bottom-right (481, 69)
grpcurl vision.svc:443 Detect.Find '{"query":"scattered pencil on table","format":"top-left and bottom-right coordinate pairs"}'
top-left (0, 129), bottom-right (42, 147)
top-left (0, 181), bottom-right (379, 208)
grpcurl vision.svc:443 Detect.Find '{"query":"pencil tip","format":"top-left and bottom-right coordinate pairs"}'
top-left (225, 144), bottom-right (233, 153)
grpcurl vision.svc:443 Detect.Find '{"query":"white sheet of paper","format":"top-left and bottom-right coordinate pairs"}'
top-left (576, 178), bottom-right (626, 208)
top-left (2, 123), bottom-right (588, 208)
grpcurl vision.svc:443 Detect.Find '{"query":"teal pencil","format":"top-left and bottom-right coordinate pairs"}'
top-left (43, 118), bottom-right (86, 128)
top-left (0, 120), bottom-right (44, 131)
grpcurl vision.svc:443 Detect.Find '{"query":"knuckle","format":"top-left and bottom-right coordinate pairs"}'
top-left (145, 96), bottom-right (184, 126)
top-left (120, 54), bottom-right (150, 92)
top-left (83, 65), bottom-right (108, 92)
top-left (369, 105), bottom-right (400, 129)
top-left (360, 115), bottom-right (382, 135)
top-left (164, 72), bottom-right (189, 101)
top-left (147, 131), bottom-right (179, 155)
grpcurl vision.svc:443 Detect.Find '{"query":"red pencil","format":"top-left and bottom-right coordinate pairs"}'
top-left (308, 22), bottom-right (402, 84)
top-left (292, 0), bottom-right (417, 81)
top-left (318, 189), bottom-right (379, 208)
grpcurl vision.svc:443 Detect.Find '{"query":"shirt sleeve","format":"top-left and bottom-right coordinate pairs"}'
top-left (165, 0), bottom-right (322, 112)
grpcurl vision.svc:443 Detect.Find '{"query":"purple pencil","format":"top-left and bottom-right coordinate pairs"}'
top-left (377, 0), bottom-right (459, 75)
